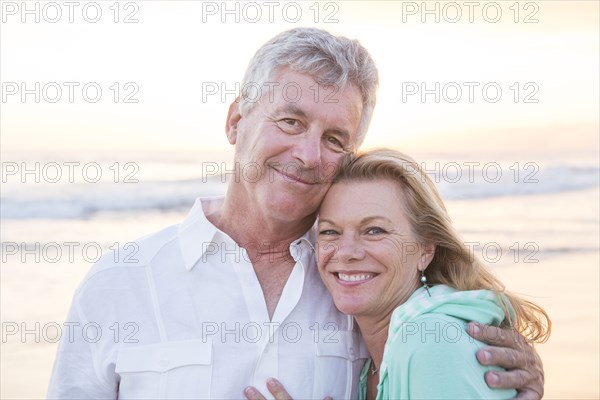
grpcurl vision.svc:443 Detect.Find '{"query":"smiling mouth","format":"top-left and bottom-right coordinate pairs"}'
top-left (335, 272), bottom-right (376, 283)
top-left (274, 168), bottom-right (317, 185)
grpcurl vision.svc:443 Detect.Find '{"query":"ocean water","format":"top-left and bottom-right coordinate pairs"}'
top-left (2, 151), bottom-right (598, 220)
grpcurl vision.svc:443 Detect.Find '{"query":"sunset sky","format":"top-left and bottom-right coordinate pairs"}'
top-left (1, 1), bottom-right (598, 153)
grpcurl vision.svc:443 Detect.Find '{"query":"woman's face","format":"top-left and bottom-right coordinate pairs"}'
top-left (317, 179), bottom-right (430, 318)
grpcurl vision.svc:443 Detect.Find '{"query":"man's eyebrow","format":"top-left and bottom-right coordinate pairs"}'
top-left (272, 105), bottom-right (307, 119)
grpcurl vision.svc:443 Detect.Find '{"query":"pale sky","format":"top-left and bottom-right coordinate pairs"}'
top-left (1, 1), bottom-right (598, 153)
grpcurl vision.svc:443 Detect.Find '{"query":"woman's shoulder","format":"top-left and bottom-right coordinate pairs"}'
top-left (389, 284), bottom-right (507, 334)
top-left (387, 312), bottom-right (472, 353)
top-left (383, 287), bottom-right (516, 399)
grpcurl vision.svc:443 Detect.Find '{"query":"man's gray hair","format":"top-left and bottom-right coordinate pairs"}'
top-left (239, 28), bottom-right (379, 145)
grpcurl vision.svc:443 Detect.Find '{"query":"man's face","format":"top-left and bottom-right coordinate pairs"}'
top-left (226, 67), bottom-right (363, 223)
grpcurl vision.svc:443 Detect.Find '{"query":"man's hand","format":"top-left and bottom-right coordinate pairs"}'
top-left (244, 378), bottom-right (332, 400)
top-left (244, 379), bottom-right (292, 400)
top-left (468, 322), bottom-right (544, 399)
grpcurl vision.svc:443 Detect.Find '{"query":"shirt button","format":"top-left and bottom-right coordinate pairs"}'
top-left (348, 347), bottom-right (355, 357)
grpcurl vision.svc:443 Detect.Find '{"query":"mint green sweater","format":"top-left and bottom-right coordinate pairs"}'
top-left (358, 285), bottom-right (517, 399)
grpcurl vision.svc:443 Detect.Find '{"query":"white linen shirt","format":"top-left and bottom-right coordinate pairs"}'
top-left (47, 197), bottom-right (368, 399)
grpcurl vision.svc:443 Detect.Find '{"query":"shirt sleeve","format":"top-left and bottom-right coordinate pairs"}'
top-left (46, 291), bottom-right (119, 400)
top-left (385, 315), bottom-right (516, 399)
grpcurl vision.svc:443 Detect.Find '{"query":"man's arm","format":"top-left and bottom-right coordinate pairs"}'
top-left (47, 295), bottom-right (118, 399)
top-left (468, 322), bottom-right (544, 400)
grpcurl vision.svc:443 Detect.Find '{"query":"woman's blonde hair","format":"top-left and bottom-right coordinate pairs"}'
top-left (334, 148), bottom-right (551, 343)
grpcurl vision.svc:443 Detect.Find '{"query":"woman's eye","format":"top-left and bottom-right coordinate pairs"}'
top-left (366, 227), bottom-right (386, 235)
top-left (318, 229), bottom-right (338, 236)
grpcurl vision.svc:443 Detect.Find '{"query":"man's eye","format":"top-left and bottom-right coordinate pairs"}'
top-left (325, 136), bottom-right (344, 149)
top-left (276, 119), bottom-right (304, 134)
top-left (280, 118), bottom-right (303, 128)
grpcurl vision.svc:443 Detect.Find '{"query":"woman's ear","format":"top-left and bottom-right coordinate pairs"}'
top-left (420, 242), bottom-right (436, 271)
top-left (225, 98), bottom-right (242, 144)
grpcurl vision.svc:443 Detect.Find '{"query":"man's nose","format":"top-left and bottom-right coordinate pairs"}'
top-left (291, 131), bottom-right (321, 169)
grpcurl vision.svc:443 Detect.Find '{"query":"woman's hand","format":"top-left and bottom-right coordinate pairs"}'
top-left (243, 378), bottom-right (332, 400)
top-left (468, 322), bottom-right (544, 399)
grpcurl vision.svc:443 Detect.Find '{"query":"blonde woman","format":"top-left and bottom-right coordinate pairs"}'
top-left (244, 148), bottom-right (550, 399)
top-left (314, 149), bottom-right (550, 399)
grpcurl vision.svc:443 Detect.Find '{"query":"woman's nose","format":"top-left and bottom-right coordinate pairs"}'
top-left (336, 234), bottom-right (365, 263)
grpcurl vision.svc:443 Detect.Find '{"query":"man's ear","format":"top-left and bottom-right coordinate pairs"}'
top-left (225, 98), bottom-right (242, 145)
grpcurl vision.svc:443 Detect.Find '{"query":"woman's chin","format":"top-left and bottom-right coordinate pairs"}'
top-left (333, 300), bottom-right (366, 317)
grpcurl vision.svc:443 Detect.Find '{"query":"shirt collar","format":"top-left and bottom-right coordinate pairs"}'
top-left (178, 197), bottom-right (221, 271)
top-left (179, 197), bottom-right (317, 271)
top-left (289, 226), bottom-right (316, 264)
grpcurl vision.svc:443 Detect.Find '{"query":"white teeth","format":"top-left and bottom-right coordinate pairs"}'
top-left (338, 273), bottom-right (374, 282)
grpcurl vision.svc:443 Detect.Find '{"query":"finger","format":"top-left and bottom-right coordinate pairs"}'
top-left (478, 346), bottom-right (544, 399)
top-left (243, 386), bottom-right (267, 400)
top-left (514, 388), bottom-right (542, 400)
top-left (485, 370), bottom-right (542, 399)
top-left (467, 323), bottom-right (524, 349)
top-left (476, 346), bottom-right (526, 369)
top-left (484, 369), bottom-right (532, 391)
top-left (267, 378), bottom-right (292, 400)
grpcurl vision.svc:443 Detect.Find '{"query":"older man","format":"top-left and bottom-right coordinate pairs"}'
top-left (48, 28), bottom-right (543, 399)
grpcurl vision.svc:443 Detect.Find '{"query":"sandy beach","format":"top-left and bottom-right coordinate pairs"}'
top-left (1, 186), bottom-right (598, 399)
